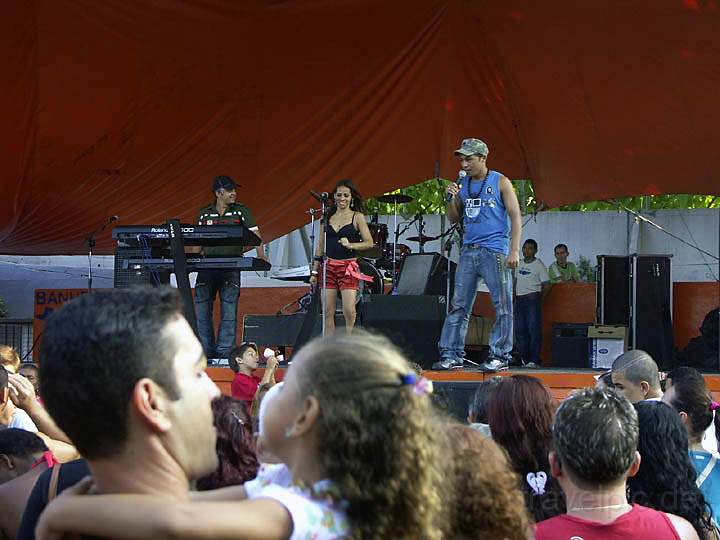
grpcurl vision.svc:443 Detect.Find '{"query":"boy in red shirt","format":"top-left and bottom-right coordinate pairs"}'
top-left (229, 343), bottom-right (278, 410)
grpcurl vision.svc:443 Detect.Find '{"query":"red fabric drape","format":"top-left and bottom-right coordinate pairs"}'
top-left (2, 0), bottom-right (719, 255)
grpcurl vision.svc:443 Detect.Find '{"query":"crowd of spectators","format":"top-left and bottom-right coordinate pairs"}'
top-left (1, 285), bottom-right (720, 539)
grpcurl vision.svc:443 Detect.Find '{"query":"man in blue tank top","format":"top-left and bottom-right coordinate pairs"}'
top-left (433, 138), bottom-right (522, 371)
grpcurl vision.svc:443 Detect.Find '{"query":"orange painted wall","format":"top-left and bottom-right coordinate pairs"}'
top-left (673, 282), bottom-right (719, 349)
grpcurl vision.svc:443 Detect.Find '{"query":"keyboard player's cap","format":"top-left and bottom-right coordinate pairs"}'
top-left (213, 175), bottom-right (239, 192)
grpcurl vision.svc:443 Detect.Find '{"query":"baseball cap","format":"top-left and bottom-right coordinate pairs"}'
top-left (454, 138), bottom-right (489, 157)
top-left (213, 175), bottom-right (238, 192)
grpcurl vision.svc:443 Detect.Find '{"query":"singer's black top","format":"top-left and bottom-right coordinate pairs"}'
top-left (326, 213), bottom-right (361, 260)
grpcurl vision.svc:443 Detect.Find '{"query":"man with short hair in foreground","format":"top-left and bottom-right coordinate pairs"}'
top-left (30, 288), bottom-right (219, 529)
top-left (536, 387), bottom-right (698, 539)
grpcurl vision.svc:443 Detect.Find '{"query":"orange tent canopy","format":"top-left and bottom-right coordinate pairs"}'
top-left (2, 0), bottom-right (719, 254)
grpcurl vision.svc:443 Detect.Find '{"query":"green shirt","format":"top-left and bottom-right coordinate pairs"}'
top-left (548, 261), bottom-right (580, 283)
top-left (197, 201), bottom-right (257, 257)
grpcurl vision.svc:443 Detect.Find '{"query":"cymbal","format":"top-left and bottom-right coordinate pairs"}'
top-left (377, 193), bottom-right (413, 204)
top-left (407, 234), bottom-right (439, 243)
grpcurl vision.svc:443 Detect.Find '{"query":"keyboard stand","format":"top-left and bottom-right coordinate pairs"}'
top-left (167, 219), bottom-right (199, 335)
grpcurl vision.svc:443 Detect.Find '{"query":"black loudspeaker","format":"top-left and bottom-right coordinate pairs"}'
top-left (597, 256), bottom-right (630, 325)
top-left (396, 253), bottom-right (456, 296)
top-left (243, 313), bottom-right (344, 348)
top-left (631, 255), bottom-right (673, 367)
top-left (552, 323), bottom-right (591, 368)
top-left (596, 254), bottom-right (674, 368)
top-left (360, 295), bottom-right (446, 369)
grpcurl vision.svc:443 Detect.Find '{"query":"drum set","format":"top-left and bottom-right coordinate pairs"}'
top-left (355, 193), bottom-right (440, 295)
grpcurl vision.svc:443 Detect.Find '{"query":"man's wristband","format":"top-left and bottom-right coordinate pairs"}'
top-left (311, 270), bottom-right (319, 276)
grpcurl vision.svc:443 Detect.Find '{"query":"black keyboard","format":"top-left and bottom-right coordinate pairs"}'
top-left (124, 257), bottom-right (271, 272)
top-left (112, 224), bottom-right (257, 247)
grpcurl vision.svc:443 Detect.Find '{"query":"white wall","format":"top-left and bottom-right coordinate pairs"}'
top-left (1, 209), bottom-right (717, 318)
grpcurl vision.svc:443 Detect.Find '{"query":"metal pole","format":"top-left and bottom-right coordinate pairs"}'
top-left (87, 241), bottom-right (94, 291)
top-left (321, 198), bottom-right (329, 336)
top-left (392, 200), bottom-right (398, 289)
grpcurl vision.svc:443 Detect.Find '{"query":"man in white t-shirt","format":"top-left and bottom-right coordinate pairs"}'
top-left (514, 239), bottom-right (551, 366)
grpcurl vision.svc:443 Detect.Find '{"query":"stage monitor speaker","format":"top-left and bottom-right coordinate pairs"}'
top-left (631, 255), bottom-right (673, 368)
top-left (396, 253), bottom-right (456, 297)
top-left (360, 294), bottom-right (446, 369)
top-left (597, 255), bottom-right (630, 325)
top-left (551, 323), bottom-right (591, 368)
top-left (243, 313), bottom-right (344, 347)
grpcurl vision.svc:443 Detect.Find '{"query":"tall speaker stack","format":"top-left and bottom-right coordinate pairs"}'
top-left (597, 255), bottom-right (674, 367)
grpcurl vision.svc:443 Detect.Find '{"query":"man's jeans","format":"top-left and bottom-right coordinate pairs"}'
top-left (515, 292), bottom-right (542, 364)
top-left (439, 245), bottom-right (513, 362)
top-left (194, 270), bottom-right (240, 358)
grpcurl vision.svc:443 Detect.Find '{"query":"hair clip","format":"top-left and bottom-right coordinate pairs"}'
top-left (710, 402), bottom-right (720, 411)
top-left (400, 373), bottom-right (433, 396)
top-left (526, 471), bottom-right (547, 496)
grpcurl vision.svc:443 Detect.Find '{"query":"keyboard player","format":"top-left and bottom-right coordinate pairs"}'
top-left (194, 175), bottom-right (269, 361)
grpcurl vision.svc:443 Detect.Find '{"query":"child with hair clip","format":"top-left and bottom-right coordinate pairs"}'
top-left (37, 332), bottom-right (446, 540)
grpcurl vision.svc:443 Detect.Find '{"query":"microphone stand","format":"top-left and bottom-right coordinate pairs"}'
top-left (86, 216), bottom-right (118, 292)
top-left (442, 223), bottom-right (460, 315)
top-left (306, 207), bottom-right (318, 276)
top-left (320, 194), bottom-right (330, 336)
top-left (417, 214), bottom-right (426, 254)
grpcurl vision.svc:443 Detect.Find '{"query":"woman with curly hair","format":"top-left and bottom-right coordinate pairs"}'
top-left (444, 423), bottom-right (531, 539)
top-left (629, 401), bottom-right (717, 539)
top-left (664, 369), bottom-right (720, 519)
top-left (309, 179), bottom-right (375, 333)
top-left (195, 395), bottom-right (259, 490)
top-left (487, 374), bottom-right (566, 522)
top-left (37, 331), bottom-right (446, 540)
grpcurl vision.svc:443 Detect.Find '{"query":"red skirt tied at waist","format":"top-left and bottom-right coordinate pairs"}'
top-left (320, 258), bottom-right (373, 290)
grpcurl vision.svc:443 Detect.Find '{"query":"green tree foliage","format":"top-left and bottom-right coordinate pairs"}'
top-left (366, 177), bottom-right (720, 216)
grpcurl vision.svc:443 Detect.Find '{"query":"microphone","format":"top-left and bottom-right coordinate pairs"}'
top-left (310, 190), bottom-right (330, 202)
top-left (447, 171), bottom-right (467, 202)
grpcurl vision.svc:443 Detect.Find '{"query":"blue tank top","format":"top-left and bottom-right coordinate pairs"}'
top-left (459, 170), bottom-right (509, 253)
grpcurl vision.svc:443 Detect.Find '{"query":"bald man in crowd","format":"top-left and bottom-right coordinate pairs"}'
top-left (611, 349), bottom-right (663, 403)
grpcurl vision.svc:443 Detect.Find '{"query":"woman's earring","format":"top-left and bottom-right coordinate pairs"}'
top-left (284, 426), bottom-right (296, 438)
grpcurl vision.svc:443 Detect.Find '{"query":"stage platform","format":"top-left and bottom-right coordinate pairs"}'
top-left (208, 367), bottom-right (720, 401)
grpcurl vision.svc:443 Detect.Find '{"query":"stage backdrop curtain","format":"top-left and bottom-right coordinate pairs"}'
top-left (2, 0), bottom-right (719, 255)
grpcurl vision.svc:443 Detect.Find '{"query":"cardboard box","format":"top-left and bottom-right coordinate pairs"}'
top-left (466, 315), bottom-right (494, 346)
top-left (588, 325), bottom-right (627, 369)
